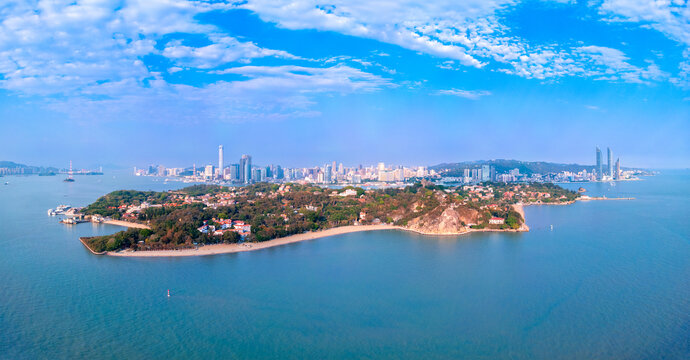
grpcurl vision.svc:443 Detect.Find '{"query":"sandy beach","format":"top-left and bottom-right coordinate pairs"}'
top-left (103, 220), bottom-right (151, 230)
top-left (104, 220), bottom-right (536, 257)
top-left (107, 224), bottom-right (400, 257)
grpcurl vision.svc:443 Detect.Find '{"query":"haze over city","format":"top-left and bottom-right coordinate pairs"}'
top-left (0, 0), bottom-right (688, 168)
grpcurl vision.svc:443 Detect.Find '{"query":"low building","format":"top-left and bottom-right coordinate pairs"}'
top-left (489, 217), bottom-right (505, 225)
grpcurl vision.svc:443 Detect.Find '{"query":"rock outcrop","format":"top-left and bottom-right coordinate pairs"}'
top-left (406, 204), bottom-right (479, 234)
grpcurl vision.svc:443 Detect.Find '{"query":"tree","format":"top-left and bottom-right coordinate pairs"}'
top-left (222, 231), bottom-right (241, 243)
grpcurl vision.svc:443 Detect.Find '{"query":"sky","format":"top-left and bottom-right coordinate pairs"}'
top-left (0, 0), bottom-right (688, 169)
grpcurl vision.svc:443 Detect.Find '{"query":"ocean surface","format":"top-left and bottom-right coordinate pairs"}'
top-left (0, 171), bottom-right (688, 359)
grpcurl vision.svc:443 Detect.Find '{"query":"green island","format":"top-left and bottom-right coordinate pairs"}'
top-left (77, 181), bottom-right (579, 254)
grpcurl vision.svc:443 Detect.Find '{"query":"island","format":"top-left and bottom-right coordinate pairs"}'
top-left (76, 182), bottom-right (580, 256)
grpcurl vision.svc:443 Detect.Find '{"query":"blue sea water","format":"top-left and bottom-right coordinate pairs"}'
top-left (0, 172), bottom-right (688, 359)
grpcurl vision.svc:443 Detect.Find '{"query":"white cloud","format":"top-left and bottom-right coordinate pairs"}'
top-left (238, 0), bottom-right (679, 84)
top-left (238, 0), bottom-right (519, 67)
top-left (49, 64), bottom-right (392, 123)
top-left (576, 45), bottom-right (668, 84)
top-left (585, 105), bottom-right (600, 110)
top-left (0, 0), bottom-right (298, 96)
top-left (162, 34), bottom-right (300, 69)
top-left (213, 64), bottom-right (392, 93)
top-left (435, 89), bottom-right (492, 100)
top-left (0, 0), bottom-right (687, 124)
top-left (596, 0), bottom-right (690, 46)
top-left (0, 0), bottom-right (394, 121)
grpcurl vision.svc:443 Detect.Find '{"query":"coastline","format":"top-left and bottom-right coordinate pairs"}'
top-left (100, 222), bottom-right (531, 257)
top-left (106, 224), bottom-right (399, 257)
top-left (83, 200), bottom-right (609, 258)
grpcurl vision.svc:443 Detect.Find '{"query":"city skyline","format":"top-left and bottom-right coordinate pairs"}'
top-left (0, 1), bottom-right (688, 168)
top-left (125, 144), bottom-right (637, 187)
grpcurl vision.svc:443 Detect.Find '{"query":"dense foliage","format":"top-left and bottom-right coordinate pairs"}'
top-left (81, 181), bottom-right (577, 253)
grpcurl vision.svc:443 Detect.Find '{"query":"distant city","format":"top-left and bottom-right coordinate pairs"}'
top-left (131, 145), bottom-right (646, 187)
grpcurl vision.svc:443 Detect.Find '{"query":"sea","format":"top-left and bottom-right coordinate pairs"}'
top-left (0, 171), bottom-right (688, 359)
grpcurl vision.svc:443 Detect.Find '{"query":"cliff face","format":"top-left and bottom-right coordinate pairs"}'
top-left (406, 204), bottom-right (479, 234)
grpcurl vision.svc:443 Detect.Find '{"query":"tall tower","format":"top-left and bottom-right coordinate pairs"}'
top-left (615, 158), bottom-right (621, 180)
top-left (596, 147), bottom-right (602, 181)
top-left (240, 154), bottom-right (252, 184)
top-left (218, 145), bottom-right (224, 179)
top-left (607, 147), bottom-right (613, 179)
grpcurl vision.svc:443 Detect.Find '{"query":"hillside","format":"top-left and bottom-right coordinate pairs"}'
top-left (78, 182), bottom-right (578, 253)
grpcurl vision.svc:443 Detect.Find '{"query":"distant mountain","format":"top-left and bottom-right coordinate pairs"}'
top-left (431, 159), bottom-right (637, 176)
top-left (0, 161), bottom-right (60, 175)
top-left (0, 161), bottom-right (29, 168)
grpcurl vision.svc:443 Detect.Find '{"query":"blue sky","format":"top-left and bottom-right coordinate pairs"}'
top-left (0, 0), bottom-right (688, 169)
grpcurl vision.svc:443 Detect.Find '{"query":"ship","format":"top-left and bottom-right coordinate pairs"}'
top-left (64, 160), bottom-right (75, 182)
top-left (47, 205), bottom-right (72, 216)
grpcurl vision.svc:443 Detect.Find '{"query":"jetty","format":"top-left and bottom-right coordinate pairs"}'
top-left (577, 196), bottom-right (635, 201)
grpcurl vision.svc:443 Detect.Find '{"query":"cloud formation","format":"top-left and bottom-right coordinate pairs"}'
top-left (436, 89), bottom-right (492, 100)
top-left (0, 0), bottom-right (688, 122)
top-left (0, 0), bottom-right (391, 121)
top-left (239, 0), bottom-right (682, 84)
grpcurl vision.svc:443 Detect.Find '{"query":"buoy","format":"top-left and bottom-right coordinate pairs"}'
top-left (167, 289), bottom-right (170, 297)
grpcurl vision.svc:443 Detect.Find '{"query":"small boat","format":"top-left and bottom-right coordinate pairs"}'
top-left (550, 225), bottom-right (554, 231)
top-left (47, 209), bottom-right (55, 216)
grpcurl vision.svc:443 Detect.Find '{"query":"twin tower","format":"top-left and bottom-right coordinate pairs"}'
top-left (595, 146), bottom-right (620, 181)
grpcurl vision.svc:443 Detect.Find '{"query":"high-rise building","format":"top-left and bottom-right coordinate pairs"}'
top-left (615, 158), bottom-right (621, 180)
top-left (218, 145), bottom-right (224, 179)
top-left (596, 147), bottom-right (603, 180)
top-left (230, 164), bottom-right (240, 181)
top-left (471, 168), bottom-right (480, 181)
top-left (481, 164), bottom-right (491, 182)
top-left (607, 147), bottom-right (613, 178)
top-left (252, 168), bottom-right (264, 182)
top-left (324, 164), bottom-right (332, 183)
top-left (204, 165), bottom-right (214, 178)
top-left (240, 155), bottom-right (252, 184)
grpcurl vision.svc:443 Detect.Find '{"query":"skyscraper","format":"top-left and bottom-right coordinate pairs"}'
top-left (596, 147), bottom-right (602, 180)
top-left (481, 164), bottom-right (490, 182)
top-left (324, 164), bottom-right (332, 183)
top-left (240, 154), bottom-right (252, 184)
top-left (615, 158), bottom-right (621, 180)
top-left (607, 147), bottom-right (613, 178)
top-left (204, 165), bottom-right (214, 178)
top-left (218, 145), bottom-right (224, 179)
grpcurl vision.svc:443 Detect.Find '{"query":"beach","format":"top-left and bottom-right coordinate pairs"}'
top-left (85, 202), bottom-right (571, 258)
top-left (103, 220), bottom-right (151, 229)
top-left (104, 219), bottom-right (537, 257)
top-left (107, 224), bottom-right (400, 257)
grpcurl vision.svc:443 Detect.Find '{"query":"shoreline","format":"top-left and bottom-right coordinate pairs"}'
top-left (99, 222), bottom-right (529, 258)
top-left (83, 199), bottom-right (608, 258)
top-left (106, 225), bottom-right (399, 257)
